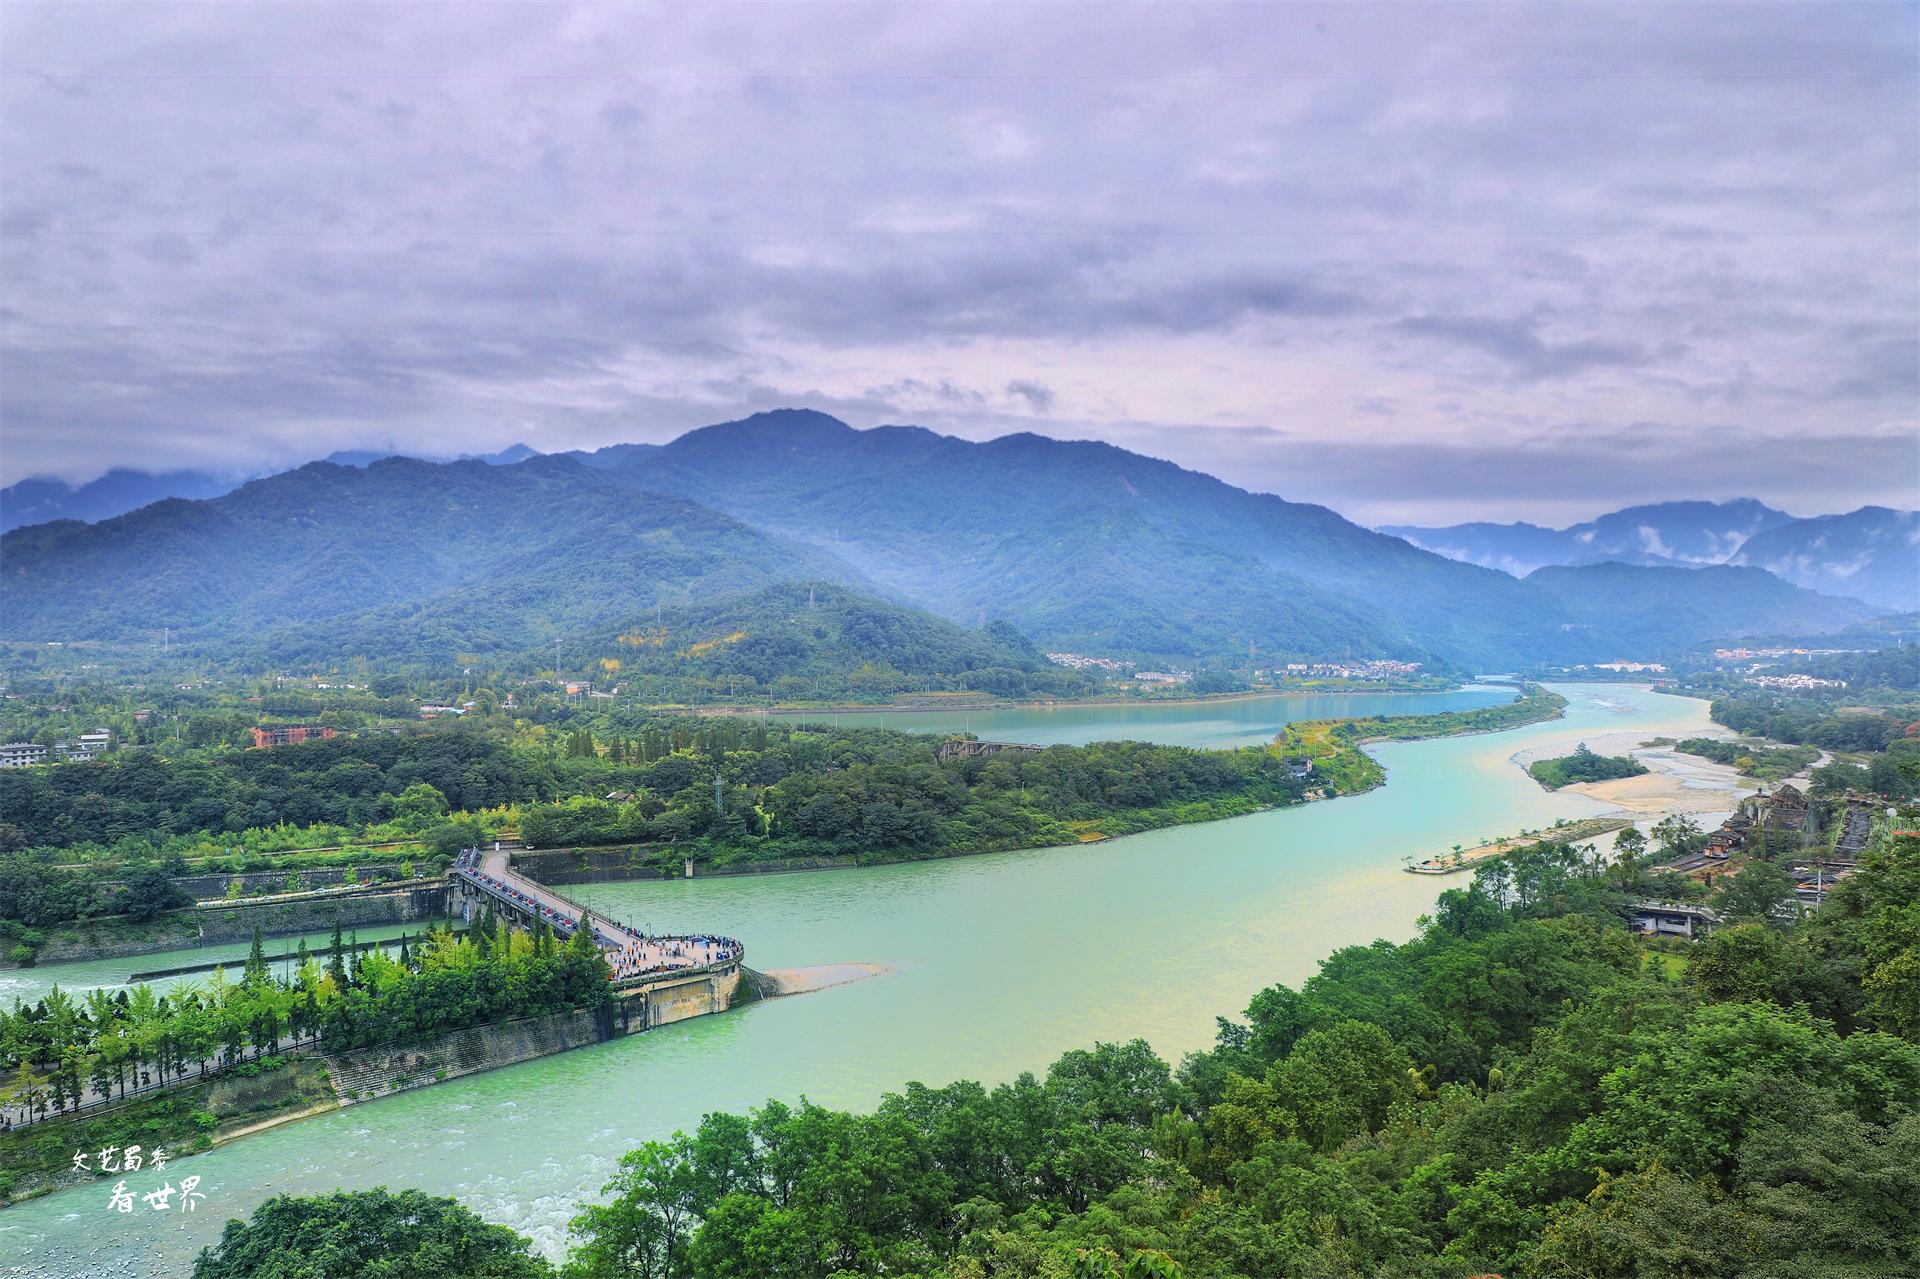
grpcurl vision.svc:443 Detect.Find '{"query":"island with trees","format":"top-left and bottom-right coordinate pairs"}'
top-left (1525, 742), bottom-right (1650, 789)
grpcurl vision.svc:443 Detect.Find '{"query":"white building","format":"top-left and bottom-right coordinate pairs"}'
top-left (0, 742), bottom-right (48, 769)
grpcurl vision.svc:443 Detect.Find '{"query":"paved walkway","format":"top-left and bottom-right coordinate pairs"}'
top-left (452, 847), bottom-right (740, 982)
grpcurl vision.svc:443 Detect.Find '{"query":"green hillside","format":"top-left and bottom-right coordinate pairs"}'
top-left (0, 455), bottom-right (869, 666)
top-left (1527, 561), bottom-right (1880, 655)
top-left (568, 582), bottom-right (1094, 701)
top-left (592, 410), bottom-right (1567, 667)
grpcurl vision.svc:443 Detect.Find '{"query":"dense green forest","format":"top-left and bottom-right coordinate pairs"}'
top-left (190, 826), bottom-right (1920, 1279)
top-left (559, 583), bottom-right (1095, 703)
top-left (514, 733), bottom-right (1329, 871)
top-left (1526, 743), bottom-right (1649, 788)
top-left (0, 717), bottom-right (1364, 944)
top-left (1672, 736), bottom-right (1821, 783)
top-left (1709, 692), bottom-right (1917, 753)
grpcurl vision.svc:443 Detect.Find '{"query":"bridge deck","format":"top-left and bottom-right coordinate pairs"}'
top-left (452, 847), bottom-right (740, 982)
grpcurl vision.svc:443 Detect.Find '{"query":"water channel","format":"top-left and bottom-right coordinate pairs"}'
top-left (2, 683), bottom-right (1737, 1276)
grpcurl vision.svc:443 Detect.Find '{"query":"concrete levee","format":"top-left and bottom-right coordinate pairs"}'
top-left (15, 884), bottom-right (452, 966)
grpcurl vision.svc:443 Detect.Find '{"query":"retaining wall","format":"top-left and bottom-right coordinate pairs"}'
top-left (15, 885), bottom-right (450, 966)
top-left (322, 1008), bottom-right (610, 1104)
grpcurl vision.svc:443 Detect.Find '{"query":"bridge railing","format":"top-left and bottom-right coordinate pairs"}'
top-left (453, 849), bottom-right (742, 971)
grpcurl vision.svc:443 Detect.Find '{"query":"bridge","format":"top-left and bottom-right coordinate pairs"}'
top-left (450, 846), bottom-right (742, 994)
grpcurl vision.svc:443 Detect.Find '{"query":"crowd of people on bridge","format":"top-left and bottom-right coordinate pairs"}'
top-left (454, 848), bottom-right (741, 984)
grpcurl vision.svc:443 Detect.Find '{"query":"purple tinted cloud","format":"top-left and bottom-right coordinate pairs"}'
top-left (0, 1), bottom-right (1913, 524)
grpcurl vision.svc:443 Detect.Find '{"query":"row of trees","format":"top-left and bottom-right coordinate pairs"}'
top-left (0, 918), bottom-right (609, 1123)
top-left (516, 734), bottom-right (1327, 864)
top-left (192, 826), bottom-right (1920, 1278)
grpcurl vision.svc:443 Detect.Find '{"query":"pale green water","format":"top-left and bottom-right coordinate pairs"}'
top-left (1, 684), bottom-right (1729, 1277)
top-left (0, 922), bottom-right (438, 1011)
top-left (782, 684), bottom-right (1515, 748)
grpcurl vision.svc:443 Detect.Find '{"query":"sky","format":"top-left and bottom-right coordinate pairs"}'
top-left (1, 1), bottom-right (1915, 527)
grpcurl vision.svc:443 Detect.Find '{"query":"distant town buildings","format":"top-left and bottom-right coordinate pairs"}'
top-left (1712, 646), bottom-right (1858, 661)
top-left (250, 724), bottom-right (339, 750)
top-left (1273, 660), bottom-right (1423, 682)
top-left (1589, 661), bottom-right (1668, 673)
top-left (0, 742), bottom-right (47, 769)
top-left (0, 730), bottom-right (112, 767)
top-left (1132, 671), bottom-right (1192, 685)
top-left (1746, 673), bottom-right (1848, 691)
top-left (419, 703), bottom-right (474, 718)
top-left (1046, 653), bottom-right (1133, 673)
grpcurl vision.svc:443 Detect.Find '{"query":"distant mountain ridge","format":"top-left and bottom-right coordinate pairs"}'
top-left (1730, 507), bottom-right (1920, 613)
top-left (1384, 499), bottom-right (1917, 611)
top-left (1526, 562), bottom-right (1880, 654)
top-left (1381, 499), bottom-right (1794, 573)
top-left (0, 443), bottom-right (545, 533)
top-left (0, 468), bottom-right (245, 533)
top-left (1, 410), bottom-right (1890, 669)
top-left (0, 455), bottom-right (870, 668)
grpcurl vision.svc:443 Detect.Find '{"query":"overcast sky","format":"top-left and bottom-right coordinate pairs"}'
top-left (2, 1), bottom-right (1915, 525)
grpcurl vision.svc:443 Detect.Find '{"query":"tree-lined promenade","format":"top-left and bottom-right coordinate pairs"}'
top-left (0, 918), bottom-right (609, 1133)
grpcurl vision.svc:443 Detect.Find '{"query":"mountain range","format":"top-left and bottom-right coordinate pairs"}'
top-left (0, 443), bottom-right (543, 533)
top-left (1383, 499), bottom-right (1918, 611)
top-left (0, 410), bottom-right (1897, 673)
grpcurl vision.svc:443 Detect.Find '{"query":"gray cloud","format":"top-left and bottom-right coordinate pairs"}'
top-left (0, 1), bottom-right (1913, 526)
top-left (1006, 380), bottom-right (1055, 414)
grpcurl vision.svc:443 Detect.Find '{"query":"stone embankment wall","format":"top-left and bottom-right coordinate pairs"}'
top-left (322, 1008), bottom-right (610, 1104)
top-left (513, 846), bottom-right (662, 885)
top-left (623, 966), bottom-right (742, 1029)
top-left (514, 846), bottom-right (861, 884)
top-left (79, 864), bottom-right (414, 912)
top-left (322, 964), bottom-right (752, 1106)
top-left (163, 864), bottom-right (412, 900)
top-left (15, 884), bottom-right (451, 966)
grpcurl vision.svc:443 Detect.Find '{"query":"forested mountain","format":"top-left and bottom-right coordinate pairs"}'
top-left (1382, 498), bottom-right (1795, 575)
top-left (4, 410), bottom-right (1892, 672)
top-left (584, 410), bottom-right (1570, 668)
top-left (0, 456), bottom-right (869, 666)
top-left (568, 582), bottom-right (1094, 701)
top-left (1731, 506), bottom-right (1920, 611)
top-left (1527, 562), bottom-right (1880, 654)
top-left (0, 445), bottom-right (545, 534)
top-left (1387, 499), bottom-right (1918, 612)
top-left (0, 468), bottom-right (242, 533)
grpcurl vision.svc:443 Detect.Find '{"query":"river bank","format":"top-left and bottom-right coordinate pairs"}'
top-left (682, 682), bottom-right (1476, 719)
top-left (1509, 721), bottom-right (1760, 817)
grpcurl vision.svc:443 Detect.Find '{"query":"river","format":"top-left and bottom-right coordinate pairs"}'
top-left (1, 683), bottom-right (1735, 1277)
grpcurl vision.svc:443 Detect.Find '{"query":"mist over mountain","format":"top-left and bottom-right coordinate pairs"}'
top-left (1526, 562), bottom-right (1882, 656)
top-left (1, 410), bottom-right (1891, 672)
top-left (1380, 499), bottom-right (1795, 574)
top-left (1387, 498), bottom-right (1917, 613)
top-left (583, 409), bottom-right (1573, 668)
top-left (1730, 507), bottom-right (1920, 612)
top-left (0, 468), bottom-right (244, 533)
top-left (1, 444), bottom-right (545, 534)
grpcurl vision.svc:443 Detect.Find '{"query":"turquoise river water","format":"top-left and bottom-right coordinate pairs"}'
top-left (1, 684), bottom-right (1734, 1276)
